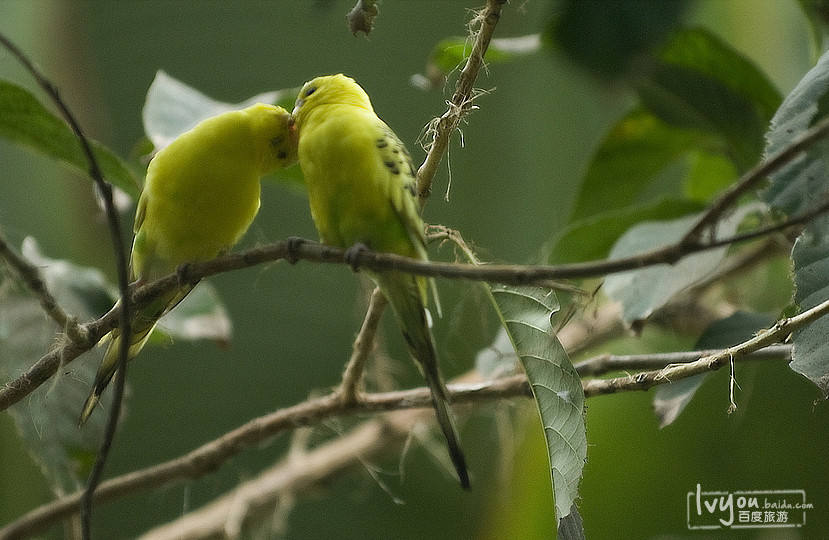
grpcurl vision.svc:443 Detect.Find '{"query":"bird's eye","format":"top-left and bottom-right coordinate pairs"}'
top-left (304, 86), bottom-right (317, 97)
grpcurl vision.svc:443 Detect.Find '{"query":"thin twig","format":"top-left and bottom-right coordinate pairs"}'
top-left (582, 297), bottom-right (829, 397)
top-left (0, 337), bottom-right (797, 539)
top-left (0, 201), bottom-right (815, 414)
top-left (682, 114), bottom-right (829, 244)
top-left (416, 0), bottom-right (506, 204)
top-left (574, 343), bottom-right (791, 376)
top-left (0, 233), bottom-right (87, 343)
top-left (0, 32), bottom-right (133, 539)
top-left (337, 287), bottom-right (387, 404)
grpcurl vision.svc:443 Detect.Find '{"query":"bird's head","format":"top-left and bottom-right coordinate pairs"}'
top-left (292, 74), bottom-right (373, 129)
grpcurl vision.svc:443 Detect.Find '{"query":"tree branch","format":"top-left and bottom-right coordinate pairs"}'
top-left (0, 335), bottom-right (796, 539)
top-left (336, 287), bottom-right (387, 404)
top-left (582, 297), bottom-right (829, 397)
top-left (682, 114), bottom-right (829, 244)
top-left (0, 233), bottom-right (87, 343)
top-left (0, 199), bottom-right (812, 414)
top-left (574, 343), bottom-right (791, 377)
top-left (0, 33), bottom-right (133, 538)
top-left (416, 0), bottom-right (506, 203)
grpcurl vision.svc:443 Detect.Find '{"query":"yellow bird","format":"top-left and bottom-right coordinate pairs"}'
top-left (79, 103), bottom-right (297, 425)
top-left (292, 74), bottom-right (469, 489)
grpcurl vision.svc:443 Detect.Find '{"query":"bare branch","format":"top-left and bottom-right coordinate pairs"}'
top-left (574, 343), bottom-right (791, 377)
top-left (416, 0), bottom-right (507, 204)
top-left (0, 233), bottom-right (87, 343)
top-left (0, 211), bottom-right (809, 414)
top-left (336, 287), bottom-right (387, 404)
top-left (0, 33), bottom-right (133, 537)
top-left (2, 335), bottom-right (796, 539)
top-left (682, 114), bottom-right (829, 243)
top-left (582, 297), bottom-right (829, 397)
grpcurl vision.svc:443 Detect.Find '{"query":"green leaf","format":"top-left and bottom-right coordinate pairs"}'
top-left (0, 238), bottom-right (115, 493)
top-left (658, 28), bottom-right (782, 124)
top-left (684, 151), bottom-right (739, 203)
top-left (763, 47), bottom-right (829, 216)
top-left (797, 0), bottom-right (829, 53)
top-left (653, 311), bottom-right (776, 428)
top-left (569, 108), bottom-right (724, 222)
top-left (636, 28), bottom-right (782, 171)
top-left (489, 285), bottom-right (585, 523)
top-left (546, 0), bottom-right (688, 79)
top-left (549, 197), bottom-right (703, 265)
top-left (143, 70), bottom-right (303, 188)
top-left (568, 28), bottom-right (775, 227)
top-left (791, 215), bottom-right (829, 395)
top-left (0, 238), bottom-right (236, 494)
top-left (762, 47), bottom-right (829, 395)
top-left (426, 34), bottom-right (538, 74)
top-left (604, 203), bottom-right (764, 324)
top-left (0, 79), bottom-right (142, 198)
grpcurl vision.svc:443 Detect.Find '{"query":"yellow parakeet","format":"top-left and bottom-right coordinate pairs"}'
top-left (292, 74), bottom-right (469, 489)
top-left (79, 103), bottom-right (298, 425)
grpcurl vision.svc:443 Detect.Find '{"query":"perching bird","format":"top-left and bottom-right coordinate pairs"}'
top-left (79, 103), bottom-right (298, 425)
top-left (292, 74), bottom-right (469, 489)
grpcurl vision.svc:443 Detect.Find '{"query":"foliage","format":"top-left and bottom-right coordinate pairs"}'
top-left (2, 1), bottom-right (829, 538)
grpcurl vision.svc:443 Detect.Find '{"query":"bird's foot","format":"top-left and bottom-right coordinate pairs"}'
top-left (175, 262), bottom-right (192, 286)
top-left (344, 242), bottom-right (371, 273)
top-left (284, 236), bottom-right (306, 264)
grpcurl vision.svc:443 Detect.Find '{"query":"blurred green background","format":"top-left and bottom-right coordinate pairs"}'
top-left (1, 1), bottom-right (826, 538)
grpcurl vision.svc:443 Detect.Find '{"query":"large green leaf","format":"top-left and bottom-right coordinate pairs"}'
top-left (762, 47), bottom-right (829, 395)
top-left (566, 28), bottom-right (777, 237)
top-left (549, 196), bottom-right (704, 265)
top-left (569, 108), bottom-right (721, 222)
top-left (604, 203), bottom-right (763, 324)
top-left (0, 238), bottom-right (114, 494)
top-left (0, 79), bottom-right (141, 198)
top-left (489, 285), bottom-right (585, 523)
top-left (636, 28), bottom-right (782, 172)
top-left (546, 0), bottom-right (688, 79)
top-left (763, 47), bottom-right (829, 216)
top-left (791, 215), bottom-right (829, 395)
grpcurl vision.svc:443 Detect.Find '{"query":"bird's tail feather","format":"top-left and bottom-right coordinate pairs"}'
top-left (78, 284), bottom-right (194, 426)
top-left (418, 346), bottom-right (470, 490)
top-left (377, 272), bottom-right (470, 489)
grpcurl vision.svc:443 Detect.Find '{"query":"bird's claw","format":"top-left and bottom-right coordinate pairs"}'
top-left (175, 262), bottom-right (191, 286)
top-left (344, 242), bottom-right (371, 272)
top-left (285, 236), bottom-right (305, 264)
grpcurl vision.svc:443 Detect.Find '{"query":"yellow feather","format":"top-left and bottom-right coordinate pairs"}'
top-left (293, 74), bottom-right (468, 488)
top-left (79, 103), bottom-right (297, 425)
